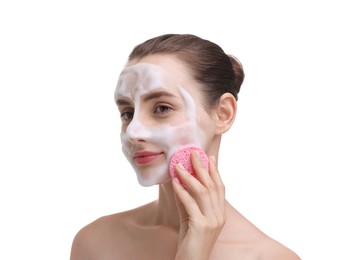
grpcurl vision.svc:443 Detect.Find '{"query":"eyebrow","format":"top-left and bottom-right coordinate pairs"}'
top-left (142, 90), bottom-right (177, 102)
top-left (115, 98), bottom-right (131, 106)
top-left (115, 90), bottom-right (177, 106)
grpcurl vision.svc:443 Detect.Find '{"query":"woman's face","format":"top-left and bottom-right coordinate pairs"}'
top-left (114, 54), bottom-right (216, 186)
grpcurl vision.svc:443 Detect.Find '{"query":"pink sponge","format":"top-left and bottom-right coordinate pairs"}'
top-left (169, 145), bottom-right (209, 179)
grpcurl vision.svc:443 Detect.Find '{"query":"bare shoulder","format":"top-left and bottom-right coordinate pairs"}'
top-left (70, 203), bottom-right (153, 260)
top-left (260, 238), bottom-right (301, 260)
top-left (70, 213), bottom-right (126, 260)
top-left (218, 204), bottom-right (301, 260)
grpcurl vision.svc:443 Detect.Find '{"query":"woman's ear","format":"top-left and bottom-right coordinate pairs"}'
top-left (214, 93), bottom-right (237, 134)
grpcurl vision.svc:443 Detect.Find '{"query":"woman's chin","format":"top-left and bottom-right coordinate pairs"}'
top-left (136, 173), bottom-right (171, 187)
top-left (134, 163), bottom-right (170, 187)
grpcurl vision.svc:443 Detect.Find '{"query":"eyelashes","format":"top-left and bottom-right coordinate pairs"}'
top-left (119, 102), bottom-right (175, 123)
top-left (153, 103), bottom-right (174, 115)
top-left (120, 110), bottom-right (134, 122)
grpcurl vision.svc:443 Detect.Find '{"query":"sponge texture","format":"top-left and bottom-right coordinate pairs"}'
top-left (169, 145), bottom-right (209, 179)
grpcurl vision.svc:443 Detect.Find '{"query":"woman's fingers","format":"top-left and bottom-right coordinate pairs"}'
top-left (176, 163), bottom-right (214, 216)
top-left (190, 150), bottom-right (213, 187)
top-left (191, 151), bottom-right (225, 213)
top-left (173, 152), bottom-right (225, 219)
top-left (172, 176), bottom-right (202, 217)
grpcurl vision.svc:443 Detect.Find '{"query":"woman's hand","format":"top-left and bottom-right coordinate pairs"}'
top-left (172, 151), bottom-right (226, 260)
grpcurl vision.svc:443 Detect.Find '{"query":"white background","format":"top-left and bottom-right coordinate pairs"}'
top-left (0, 1), bottom-right (342, 259)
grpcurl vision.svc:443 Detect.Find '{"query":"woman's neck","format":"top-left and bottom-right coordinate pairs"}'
top-left (151, 181), bottom-right (180, 230)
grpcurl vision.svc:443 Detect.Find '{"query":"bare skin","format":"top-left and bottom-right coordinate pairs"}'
top-left (70, 155), bottom-right (300, 259)
top-left (70, 54), bottom-right (301, 260)
top-left (70, 189), bottom-right (300, 259)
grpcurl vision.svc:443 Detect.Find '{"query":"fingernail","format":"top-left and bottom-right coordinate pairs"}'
top-left (173, 177), bottom-right (181, 184)
top-left (192, 150), bottom-right (200, 162)
top-left (176, 163), bottom-right (185, 170)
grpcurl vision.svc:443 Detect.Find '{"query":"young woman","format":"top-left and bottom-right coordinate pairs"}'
top-left (70, 34), bottom-right (300, 260)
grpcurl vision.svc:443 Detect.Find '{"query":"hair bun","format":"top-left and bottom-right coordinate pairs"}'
top-left (228, 55), bottom-right (245, 99)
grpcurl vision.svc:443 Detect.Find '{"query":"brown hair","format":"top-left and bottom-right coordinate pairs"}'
top-left (128, 34), bottom-right (244, 109)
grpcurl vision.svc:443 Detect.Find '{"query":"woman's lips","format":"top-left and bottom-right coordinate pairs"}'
top-left (133, 151), bottom-right (163, 165)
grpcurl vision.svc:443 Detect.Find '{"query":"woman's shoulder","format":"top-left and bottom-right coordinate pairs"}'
top-left (77, 200), bottom-right (155, 234)
top-left (259, 238), bottom-right (301, 260)
top-left (218, 203), bottom-right (301, 259)
top-left (70, 202), bottom-right (155, 260)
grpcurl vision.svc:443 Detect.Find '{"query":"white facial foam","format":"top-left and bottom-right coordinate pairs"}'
top-left (115, 63), bottom-right (206, 186)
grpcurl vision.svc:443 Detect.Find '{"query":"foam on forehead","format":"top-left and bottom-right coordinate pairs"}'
top-left (115, 63), bottom-right (172, 99)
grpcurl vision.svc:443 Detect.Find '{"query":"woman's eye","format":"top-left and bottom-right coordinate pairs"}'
top-left (120, 111), bottom-right (134, 121)
top-left (154, 104), bottom-right (173, 114)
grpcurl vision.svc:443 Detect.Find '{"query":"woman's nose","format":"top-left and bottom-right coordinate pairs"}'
top-left (125, 118), bottom-right (150, 142)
